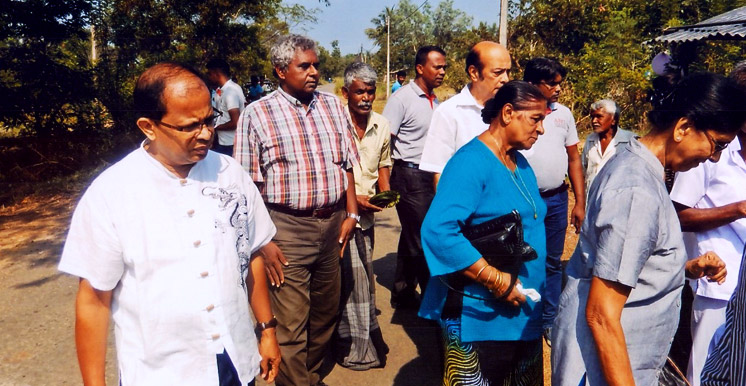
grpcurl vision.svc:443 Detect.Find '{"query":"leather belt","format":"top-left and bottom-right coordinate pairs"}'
top-left (265, 201), bottom-right (343, 219)
top-left (393, 159), bottom-right (420, 169)
top-left (540, 183), bottom-right (568, 198)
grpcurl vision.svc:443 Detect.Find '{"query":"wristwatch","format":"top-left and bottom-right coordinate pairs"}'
top-left (347, 212), bottom-right (361, 222)
top-left (254, 316), bottom-right (278, 335)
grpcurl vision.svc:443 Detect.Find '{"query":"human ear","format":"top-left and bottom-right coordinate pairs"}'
top-left (673, 117), bottom-right (693, 142)
top-left (274, 66), bottom-right (287, 81)
top-left (415, 64), bottom-right (424, 76)
top-left (137, 118), bottom-right (157, 141)
top-left (501, 103), bottom-right (515, 125)
top-left (341, 86), bottom-right (349, 100)
top-left (467, 65), bottom-right (480, 83)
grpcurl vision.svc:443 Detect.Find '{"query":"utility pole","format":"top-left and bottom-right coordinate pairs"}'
top-left (499, 0), bottom-right (508, 46)
top-left (386, 8), bottom-right (391, 98)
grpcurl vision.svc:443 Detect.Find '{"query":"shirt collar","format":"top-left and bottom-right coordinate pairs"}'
top-left (345, 106), bottom-right (378, 138)
top-left (628, 137), bottom-right (665, 181)
top-left (277, 86), bottom-right (318, 109)
top-left (453, 85), bottom-right (482, 108)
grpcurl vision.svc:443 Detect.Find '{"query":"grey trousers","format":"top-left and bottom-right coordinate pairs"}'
top-left (268, 208), bottom-right (344, 386)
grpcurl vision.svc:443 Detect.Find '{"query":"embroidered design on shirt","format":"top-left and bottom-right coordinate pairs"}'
top-left (203, 186), bottom-right (252, 288)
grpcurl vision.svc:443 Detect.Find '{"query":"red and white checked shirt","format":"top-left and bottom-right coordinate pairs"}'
top-left (234, 88), bottom-right (359, 210)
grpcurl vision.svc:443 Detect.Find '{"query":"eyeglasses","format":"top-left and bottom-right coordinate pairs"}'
top-left (155, 113), bottom-right (220, 133)
top-left (704, 131), bottom-right (730, 156)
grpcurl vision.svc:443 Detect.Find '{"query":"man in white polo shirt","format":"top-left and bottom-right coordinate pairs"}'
top-left (59, 62), bottom-right (280, 386)
top-left (206, 58), bottom-right (246, 156)
top-left (521, 57), bottom-right (585, 344)
top-left (420, 41), bottom-right (511, 187)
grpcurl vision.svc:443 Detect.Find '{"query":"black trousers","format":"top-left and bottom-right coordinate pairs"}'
top-left (389, 163), bottom-right (434, 302)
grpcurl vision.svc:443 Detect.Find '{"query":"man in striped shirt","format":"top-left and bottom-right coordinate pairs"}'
top-left (234, 34), bottom-right (360, 386)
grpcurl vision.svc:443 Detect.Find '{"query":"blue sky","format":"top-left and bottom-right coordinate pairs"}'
top-left (283, 0), bottom-right (504, 54)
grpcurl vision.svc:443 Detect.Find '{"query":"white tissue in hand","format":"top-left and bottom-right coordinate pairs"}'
top-left (515, 283), bottom-right (541, 302)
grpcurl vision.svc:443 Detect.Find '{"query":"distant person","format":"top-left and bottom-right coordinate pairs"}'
top-left (552, 72), bottom-right (744, 386)
top-left (234, 34), bottom-right (360, 386)
top-left (383, 45), bottom-right (446, 309)
top-left (59, 62), bottom-right (281, 385)
top-left (206, 58), bottom-right (246, 156)
top-left (391, 70), bottom-right (407, 93)
top-left (420, 81), bottom-right (549, 384)
top-left (580, 99), bottom-right (636, 194)
top-left (520, 57), bottom-right (585, 343)
top-left (248, 75), bottom-right (264, 102)
top-left (671, 63), bottom-right (746, 386)
top-left (334, 61), bottom-right (391, 370)
top-left (420, 41), bottom-right (511, 188)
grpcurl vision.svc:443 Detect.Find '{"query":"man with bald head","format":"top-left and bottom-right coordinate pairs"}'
top-left (420, 41), bottom-right (511, 186)
top-left (60, 62), bottom-right (281, 386)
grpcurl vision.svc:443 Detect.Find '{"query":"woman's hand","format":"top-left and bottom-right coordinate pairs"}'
top-left (686, 251), bottom-right (727, 284)
top-left (493, 273), bottom-right (526, 307)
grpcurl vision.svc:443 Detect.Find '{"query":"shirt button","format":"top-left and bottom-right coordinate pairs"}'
top-left (193, 240), bottom-right (201, 247)
top-left (179, 179), bottom-right (187, 186)
top-left (187, 209), bottom-right (195, 217)
top-left (211, 333), bottom-right (220, 340)
top-left (206, 304), bottom-right (215, 312)
top-left (200, 271), bottom-right (209, 278)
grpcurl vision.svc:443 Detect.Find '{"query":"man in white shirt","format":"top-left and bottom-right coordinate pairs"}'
top-left (419, 41), bottom-right (511, 188)
top-left (206, 59), bottom-right (246, 156)
top-left (580, 99), bottom-right (636, 195)
top-left (59, 62), bottom-right (280, 386)
top-left (521, 57), bottom-right (585, 343)
top-left (671, 119), bottom-right (746, 386)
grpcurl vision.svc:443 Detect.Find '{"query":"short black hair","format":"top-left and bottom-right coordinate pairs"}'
top-left (206, 58), bottom-right (231, 77)
top-left (523, 57), bottom-right (567, 84)
top-left (648, 72), bottom-right (746, 135)
top-left (465, 46), bottom-right (482, 76)
top-left (415, 46), bottom-right (446, 68)
top-left (133, 62), bottom-right (205, 121)
top-left (396, 70), bottom-right (407, 77)
top-left (482, 80), bottom-right (548, 124)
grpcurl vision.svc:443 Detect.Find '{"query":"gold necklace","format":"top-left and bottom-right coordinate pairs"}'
top-left (488, 132), bottom-right (538, 220)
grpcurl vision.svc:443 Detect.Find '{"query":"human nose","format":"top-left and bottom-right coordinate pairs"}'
top-left (196, 123), bottom-right (214, 140)
top-left (309, 64), bottom-right (319, 78)
top-left (537, 120), bottom-right (545, 135)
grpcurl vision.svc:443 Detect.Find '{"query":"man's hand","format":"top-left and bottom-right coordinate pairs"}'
top-left (686, 251), bottom-right (727, 284)
top-left (570, 204), bottom-right (585, 234)
top-left (356, 195), bottom-right (384, 213)
top-left (338, 217), bottom-right (357, 257)
top-left (255, 242), bottom-right (288, 287)
top-left (258, 329), bottom-right (281, 383)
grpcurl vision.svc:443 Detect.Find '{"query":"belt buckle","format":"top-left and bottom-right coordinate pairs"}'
top-left (312, 207), bottom-right (333, 218)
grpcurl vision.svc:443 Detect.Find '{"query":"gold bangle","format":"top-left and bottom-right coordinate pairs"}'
top-left (475, 264), bottom-right (489, 281)
top-left (494, 270), bottom-right (503, 292)
top-left (485, 269), bottom-right (493, 286)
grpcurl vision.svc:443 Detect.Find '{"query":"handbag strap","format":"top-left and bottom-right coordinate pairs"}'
top-left (666, 357), bottom-right (691, 386)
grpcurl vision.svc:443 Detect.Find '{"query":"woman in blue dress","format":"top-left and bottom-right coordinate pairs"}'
top-left (419, 81), bottom-right (549, 385)
top-left (552, 72), bottom-right (746, 386)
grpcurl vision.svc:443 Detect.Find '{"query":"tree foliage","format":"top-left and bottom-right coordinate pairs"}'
top-left (510, 0), bottom-right (746, 134)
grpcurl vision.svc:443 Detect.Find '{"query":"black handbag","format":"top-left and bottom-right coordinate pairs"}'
top-left (440, 210), bottom-right (537, 308)
top-left (459, 209), bottom-right (538, 267)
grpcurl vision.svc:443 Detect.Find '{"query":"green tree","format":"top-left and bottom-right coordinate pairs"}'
top-left (0, 0), bottom-right (93, 136)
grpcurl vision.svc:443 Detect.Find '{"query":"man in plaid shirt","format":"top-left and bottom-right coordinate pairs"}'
top-left (234, 34), bottom-right (360, 386)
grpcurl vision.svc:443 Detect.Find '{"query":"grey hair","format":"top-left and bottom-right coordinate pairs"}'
top-left (343, 62), bottom-right (377, 87)
top-left (590, 99), bottom-right (620, 127)
top-left (270, 34), bottom-right (317, 71)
